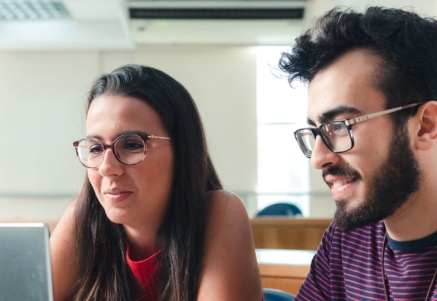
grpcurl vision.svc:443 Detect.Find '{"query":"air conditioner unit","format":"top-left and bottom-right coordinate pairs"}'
top-left (128, 0), bottom-right (307, 45)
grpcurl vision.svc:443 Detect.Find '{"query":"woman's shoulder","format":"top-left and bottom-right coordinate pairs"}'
top-left (206, 190), bottom-right (245, 208)
top-left (206, 190), bottom-right (248, 220)
top-left (50, 200), bottom-right (79, 301)
top-left (198, 190), bottom-right (262, 300)
top-left (51, 200), bottom-right (78, 243)
top-left (204, 190), bottom-right (251, 239)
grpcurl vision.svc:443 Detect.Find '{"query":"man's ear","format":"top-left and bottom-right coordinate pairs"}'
top-left (414, 101), bottom-right (437, 150)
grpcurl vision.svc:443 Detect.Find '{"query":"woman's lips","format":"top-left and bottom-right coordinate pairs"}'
top-left (104, 190), bottom-right (133, 202)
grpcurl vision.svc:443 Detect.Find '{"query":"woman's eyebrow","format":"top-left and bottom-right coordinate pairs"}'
top-left (85, 134), bottom-right (103, 140)
top-left (85, 130), bottom-right (149, 140)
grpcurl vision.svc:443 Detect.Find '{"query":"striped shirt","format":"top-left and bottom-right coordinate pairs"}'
top-left (296, 221), bottom-right (437, 301)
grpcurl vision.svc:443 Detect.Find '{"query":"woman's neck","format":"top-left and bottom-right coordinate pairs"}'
top-left (124, 225), bottom-right (160, 260)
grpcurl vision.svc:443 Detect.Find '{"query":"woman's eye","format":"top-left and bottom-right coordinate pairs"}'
top-left (120, 139), bottom-right (144, 151)
top-left (89, 144), bottom-right (104, 154)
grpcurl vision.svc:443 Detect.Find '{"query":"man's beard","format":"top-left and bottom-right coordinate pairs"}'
top-left (327, 126), bottom-right (421, 231)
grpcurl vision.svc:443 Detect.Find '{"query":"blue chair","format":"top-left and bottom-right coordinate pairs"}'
top-left (255, 203), bottom-right (302, 217)
top-left (263, 288), bottom-right (296, 301)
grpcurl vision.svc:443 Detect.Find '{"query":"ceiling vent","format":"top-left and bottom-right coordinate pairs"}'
top-left (128, 0), bottom-right (307, 45)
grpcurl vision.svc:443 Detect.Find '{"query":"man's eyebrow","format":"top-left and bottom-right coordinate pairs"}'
top-left (307, 105), bottom-right (363, 126)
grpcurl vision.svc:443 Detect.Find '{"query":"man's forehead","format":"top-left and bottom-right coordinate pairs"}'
top-left (305, 51), bottom-right (387, 125)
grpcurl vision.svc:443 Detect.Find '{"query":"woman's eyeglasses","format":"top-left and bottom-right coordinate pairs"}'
top-left (293, 102), bottom-right (423, 158)
top-left (73, 133), bottom-right (170, 168)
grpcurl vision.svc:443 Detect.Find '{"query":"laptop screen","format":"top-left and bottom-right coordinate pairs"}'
top-left (0, 223), bottom-right (54, 301)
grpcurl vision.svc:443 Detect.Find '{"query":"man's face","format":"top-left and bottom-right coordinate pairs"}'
top-left (331, 125), bottom-right (420, 230)
top-left (307, 48), bottom-right (420, 231)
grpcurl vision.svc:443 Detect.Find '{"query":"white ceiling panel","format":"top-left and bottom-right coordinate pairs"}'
top-left (0, 0), bottom-right (436, 51)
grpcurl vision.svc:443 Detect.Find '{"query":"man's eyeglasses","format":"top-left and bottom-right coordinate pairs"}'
top-left (293, 102), bottom-right (423, 158)
top-left (73, 132), bottom-right (171, 168)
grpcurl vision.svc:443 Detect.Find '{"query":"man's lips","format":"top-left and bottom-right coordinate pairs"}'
top-left (324, 175), bottom-right (355, 189)
top-left (323, 165), bottom-right (360, 182)
top-left (322, 165), bottom-right (361, 196)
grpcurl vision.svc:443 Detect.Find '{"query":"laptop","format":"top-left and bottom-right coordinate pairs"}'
top-left (0, 223), bottom-right (54, 301)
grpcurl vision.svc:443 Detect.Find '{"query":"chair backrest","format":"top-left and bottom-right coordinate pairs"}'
top-left (255, 202), bottom-right (302, 217)
top-left (263, 288), bottom-right (295, 301)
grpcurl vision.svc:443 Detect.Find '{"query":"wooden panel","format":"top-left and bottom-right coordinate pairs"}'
top-left (259, 263), bottom-right (310, 278)
top-left (251, 218), bottom-right (331, 250)
top-left (256, 249), bottom-right (314, 295)
top-left (259, 263), bottom-right (310, 294)
top-left (261, 277), bottom-right (304, 295)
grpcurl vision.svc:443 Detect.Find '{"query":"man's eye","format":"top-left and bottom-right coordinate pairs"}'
top-left (332, 123), bottom-right (345, 132)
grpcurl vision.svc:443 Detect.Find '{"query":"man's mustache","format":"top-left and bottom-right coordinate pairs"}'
top-left (322, 165), bottom-right (361, 182)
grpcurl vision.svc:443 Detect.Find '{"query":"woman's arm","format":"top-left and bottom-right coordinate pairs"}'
top-left (198, 190), bottom-right (262, 301)
top-left (50, 200), bottom-right (79, 301)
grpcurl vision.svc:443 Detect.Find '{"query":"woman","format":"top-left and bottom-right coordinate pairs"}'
top-left (50, 64), bottom-right (262, 301)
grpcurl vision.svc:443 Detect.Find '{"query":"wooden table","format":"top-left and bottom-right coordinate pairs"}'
top-left (256, 248), bottom-right (315, 295)
top-left (251, 218), bottom-right (331, 250)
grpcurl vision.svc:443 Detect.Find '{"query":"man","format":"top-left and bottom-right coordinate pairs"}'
top-left (279, 6), bottom-right (437, 300)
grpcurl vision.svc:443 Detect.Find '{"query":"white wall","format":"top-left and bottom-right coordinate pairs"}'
top-left (0, 46), bottom-right (339, 222)
top-left (0, 46), bottom-right (271, 220)
top-left (3, 0), bottom-right (434, 223)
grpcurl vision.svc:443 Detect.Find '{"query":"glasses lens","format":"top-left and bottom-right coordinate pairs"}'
top-left (294, 129), bottom-right (315, 158)
top-left (320, 121), bottom-right (352, 152)
top-left (114, 135), bottom-right (147, 165)
top-left (76, 138), bottom-right (104, 168)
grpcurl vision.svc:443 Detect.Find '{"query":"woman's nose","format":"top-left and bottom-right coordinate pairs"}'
top-left (98, 149), bottom-right (124, 177)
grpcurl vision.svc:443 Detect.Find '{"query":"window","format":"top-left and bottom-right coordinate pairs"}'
top-left (256, 46), bottom-right (309, 216)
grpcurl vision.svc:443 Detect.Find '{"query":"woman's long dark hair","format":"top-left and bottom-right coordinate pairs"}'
top-left (73, 64), bottom-right (222, 301)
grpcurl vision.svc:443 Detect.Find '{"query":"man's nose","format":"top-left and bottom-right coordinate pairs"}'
top-left (310, 136), bottom-right (341, 170)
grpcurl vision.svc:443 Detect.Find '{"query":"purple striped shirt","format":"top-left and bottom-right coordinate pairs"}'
top-left (296, 221), bottom-right (437, 300)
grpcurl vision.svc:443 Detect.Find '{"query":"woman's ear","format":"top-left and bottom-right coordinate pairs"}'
top-left (414, 101), bottom-right (437, 150)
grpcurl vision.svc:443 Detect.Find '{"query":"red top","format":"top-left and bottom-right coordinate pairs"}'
top-left (126, 245), bottom-right (160, 301)
top-left (126, 245), bottom-right (265, 301)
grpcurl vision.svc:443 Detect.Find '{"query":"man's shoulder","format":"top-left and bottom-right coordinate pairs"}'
top-left (316, 220), bottom-right (386, 260)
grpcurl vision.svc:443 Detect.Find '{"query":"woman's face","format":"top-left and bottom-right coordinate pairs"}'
top-left (86, 94), bottom-right (174, 230)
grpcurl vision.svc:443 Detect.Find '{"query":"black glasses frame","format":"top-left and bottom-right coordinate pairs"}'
top-left (294, 102), bottom-right (424, 158)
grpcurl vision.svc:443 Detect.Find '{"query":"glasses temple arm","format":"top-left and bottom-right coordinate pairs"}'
top-left (348, 102), bottom-right (423, 125)
top-left (148, 135), bottom-right (171, 140)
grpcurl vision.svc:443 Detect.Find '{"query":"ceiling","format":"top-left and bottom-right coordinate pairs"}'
top-left (0, 0), bottom-right (436, 51)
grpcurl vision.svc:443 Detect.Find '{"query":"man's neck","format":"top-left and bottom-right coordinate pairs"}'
top-left (384, 189), bottom-right (437, 241)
